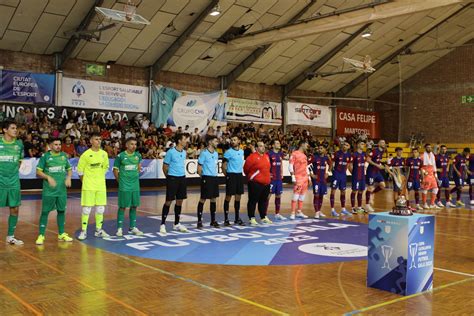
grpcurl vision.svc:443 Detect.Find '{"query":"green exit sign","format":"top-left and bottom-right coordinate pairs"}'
top-left (461, 95), bottom-right (474, 103)
top-left (86, 63), bottom-right (106, 76)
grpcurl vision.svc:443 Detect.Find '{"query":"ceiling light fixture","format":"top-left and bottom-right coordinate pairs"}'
top-left (361, 28), bottom-right (372, 38)
top-left (209, 4), bottom-right (221, 16)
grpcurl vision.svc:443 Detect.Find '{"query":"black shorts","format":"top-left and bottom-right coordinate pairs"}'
top-left (200, 176), bottom-right (220, 199)
top-left (225, 172), bottom-right (244, 195)
top-left (166, 176), bottom-right (187, 201)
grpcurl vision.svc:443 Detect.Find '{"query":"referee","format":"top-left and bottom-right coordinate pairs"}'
top-left (243, 141), bottom-right (273, 226)
top-left (222, 136), bottom-right (245, 226)
top-left (197, 136), bottom-right (220, 228)
top-left (160, 133), bottom-right (189, 235)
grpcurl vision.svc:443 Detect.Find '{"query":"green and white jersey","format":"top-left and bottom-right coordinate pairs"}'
top-left (113, 151), bottom-right (142, 192)
top-left (0, 137), bottom-right (24, 189)
top-left (37, 151), bottom-right (71, 197)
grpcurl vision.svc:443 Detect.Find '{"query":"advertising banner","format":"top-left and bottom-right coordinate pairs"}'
top-left (286, 102), bottom-right (331, 128)
top-left (0, 70), bottom-right (55, 104)
top-left (336, 108), bottom-right (380, 138)
top-left (151, 85), bottom-right (226, 132)
top-left (226, 97), bottom-right (282, 125)
top-left (62, 77), bottom-right (148, 113)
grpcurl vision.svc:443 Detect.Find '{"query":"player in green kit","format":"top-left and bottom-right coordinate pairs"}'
top-left (77, 133), bottom-right (110, 240)
top-left (0, 120), bottom-right (24, 245)
top-left (35, 138), bottom-right (73, 245)
top-left (113, 137), bottom-right (144, 236)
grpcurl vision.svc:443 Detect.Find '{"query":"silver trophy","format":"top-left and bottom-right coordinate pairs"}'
top-left (381, 245), bottom-right (394, 269)
top-left (409, 243), bottom-right (418, 269)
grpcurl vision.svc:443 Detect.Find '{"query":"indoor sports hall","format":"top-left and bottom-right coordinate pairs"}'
top-left (0, 1), bottom-right (473, 315)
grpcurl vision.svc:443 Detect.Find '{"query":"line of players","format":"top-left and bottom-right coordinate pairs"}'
top-left (1, 118), bottom-right (473, 245)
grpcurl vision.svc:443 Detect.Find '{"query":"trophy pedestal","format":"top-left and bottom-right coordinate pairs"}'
top-left (367, 212), bottom-right (435, 296)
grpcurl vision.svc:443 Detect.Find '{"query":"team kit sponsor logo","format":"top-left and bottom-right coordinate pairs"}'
top-left (79, 215), bottom-right (368, 266)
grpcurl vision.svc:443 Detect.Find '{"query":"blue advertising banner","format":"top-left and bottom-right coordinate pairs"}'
top-left (367, 212), bottom-right (435, 296)
top-left (0, 70), bottom-right (55, 104)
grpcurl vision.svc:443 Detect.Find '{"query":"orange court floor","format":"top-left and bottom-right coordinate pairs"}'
top-left (0, 186), bottom-right (473, 315)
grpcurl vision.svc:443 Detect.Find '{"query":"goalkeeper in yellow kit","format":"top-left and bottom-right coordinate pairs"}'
top-left (77, 133), bottom-right (110, 240)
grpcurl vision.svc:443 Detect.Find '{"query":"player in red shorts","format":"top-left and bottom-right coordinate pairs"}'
top-left (421, 144), bottom-right (440, 209)
top-left (289, 140), bottom-right (310, 220)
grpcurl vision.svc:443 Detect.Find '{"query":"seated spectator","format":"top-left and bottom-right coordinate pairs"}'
top-left (76, 138), bottom-right (89, 156)
top-left (61, 137), bottom-right (77, 158)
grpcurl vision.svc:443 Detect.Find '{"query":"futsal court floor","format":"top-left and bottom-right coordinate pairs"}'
top-left (0, 185), bottom-right (473, 315)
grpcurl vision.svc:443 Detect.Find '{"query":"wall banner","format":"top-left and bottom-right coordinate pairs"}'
top-left (336, 108), bottom-right (380, 138)
top-left (226, 97), bottom-right (282, 125)
top-left (285, 102), bottom-right (332, 128)
top-left (0, 70), bottom-right (55, 104)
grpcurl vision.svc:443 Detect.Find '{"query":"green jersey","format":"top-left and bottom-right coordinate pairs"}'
top-left (0, 137), bottom-right (24, 189)
top-left (37, 151), bottom-right (71, 197)
top-left (113, 151), bottom-right (142, 191)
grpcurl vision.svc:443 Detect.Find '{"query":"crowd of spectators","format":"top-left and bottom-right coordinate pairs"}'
top-left (2, 108), bottom-right (373, 160)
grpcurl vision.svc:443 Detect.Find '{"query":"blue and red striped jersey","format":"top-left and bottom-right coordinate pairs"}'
top-left (469, 154), bottom-right (474, 172)
top-left (390, 157), bottom-right (405, 168)
top-left (311, 154), bottom-right (329, 183)
top-left (436, 154), bottom-right (449, 178)
top-left (453, 154), bottom-right (467, 175)
top-left (332, 150), bottom-right (352, 175)
top-left (268, 150), bottom-right (283, 180)
top-left (406, 157), bottom-right (423, 181)
top-left (367, 147), bottom-right (384, 176)
top-left (352, 151), bottom-right (366, 181)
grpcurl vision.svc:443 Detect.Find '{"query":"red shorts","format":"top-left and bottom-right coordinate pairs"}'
top-left (422, 176), bottom-right (438, 191)
top-left (293, 179), bottom-right (309, 195)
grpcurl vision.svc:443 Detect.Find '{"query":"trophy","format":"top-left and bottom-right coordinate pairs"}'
top-left (381, 245), bottom-right (394, 269)
top-left (409, 243), bottom-right (418, 269)
top-left (390, 195), bottom-right (413, 216)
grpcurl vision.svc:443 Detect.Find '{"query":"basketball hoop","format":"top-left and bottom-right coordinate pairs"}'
top-left (124, 1), bottom-right (136, 21)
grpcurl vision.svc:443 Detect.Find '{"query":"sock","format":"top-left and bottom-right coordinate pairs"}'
top-left (373, 186), bottom-right (382, 194)
top-left (470, 185), bottom-right (473, 201)
top-left (456, 188), bottom-right (462, 201)
top-left (210, 202), bottom-right (216, 222)
top-left (445, 190), bottom-right (450, 202)
top-left (422, 193), bottom-right (427, 204)
top-left (313, 195), bottom-right (320, 212)
top-left (436, 189), bottom-right (441, 203)
top-left (366, 191), bottom-right (371, 204)
top-left (95, 213), bottom-right (104, 230)
top-left (224, 200), bottom-right (230, 221)
top-left (330, 193), bottom-right (335, 208)
top-left (57, 211), bottom-right (65, 235)
top-left (197, 202), bottom-right (204, 222)
top-left (161, 204), bottom-right (170, 225)
top-left (450, 187), bottom-right (457, 195)
top-left (318, 197), bottom-right (323, 211)
top-left (174, 205), bottom-right (181, 225)
top-left (39, 211), bottom-right (49, 235)
top-left (8, 215), bottom-right (18, 236)
top-left (340, 193), bottom-right (346, 208)
top-left (351, 192), bottom-right (356, 208)
top-left (81, 214), bottom-right (89, 231)
top-left (415, 191), bottom-right (420, 204)
top-left (291, 200), bottom-right (297, 213)
top-left (357, 192), bottom-right (363, 207)
top-left (117, 208), bottom-right (125, 229)
top-left (430, 192), bottom-right (437, 205)
top-left (297, 200), bottom-right (303, 211)
top-left (130, 207), bottom-right (137, 229)
top-left (275, 197), bottom-right (281, 214)
top-left (234, 200), bottom-right (241, 221)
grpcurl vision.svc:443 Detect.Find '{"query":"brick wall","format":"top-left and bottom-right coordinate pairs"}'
top-left (378, 43), bottom-right (474, 143)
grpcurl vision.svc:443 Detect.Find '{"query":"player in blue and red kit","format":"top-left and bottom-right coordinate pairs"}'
top-left (450, 148), bottom-right (470, 207)
top-left (329, 141), bottom-right (352, 217)
top-left (405, 147), bottom-right (423, 211)
top-left (365, 140), bottom-right (387, 212)
top-left (350, 140), bottom-right (366, 214)
top-left (435, 145), bottom-right (455, 208)
top-left (389, 147), bottom-right (405, 205)
top-left (267, 140), bottom-right (286, 220)
top-left (310, 144), bottom-right (330, 219)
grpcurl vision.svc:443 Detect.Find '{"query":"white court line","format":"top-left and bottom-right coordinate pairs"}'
top-left (434, 267), bottom-right (474, 277)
